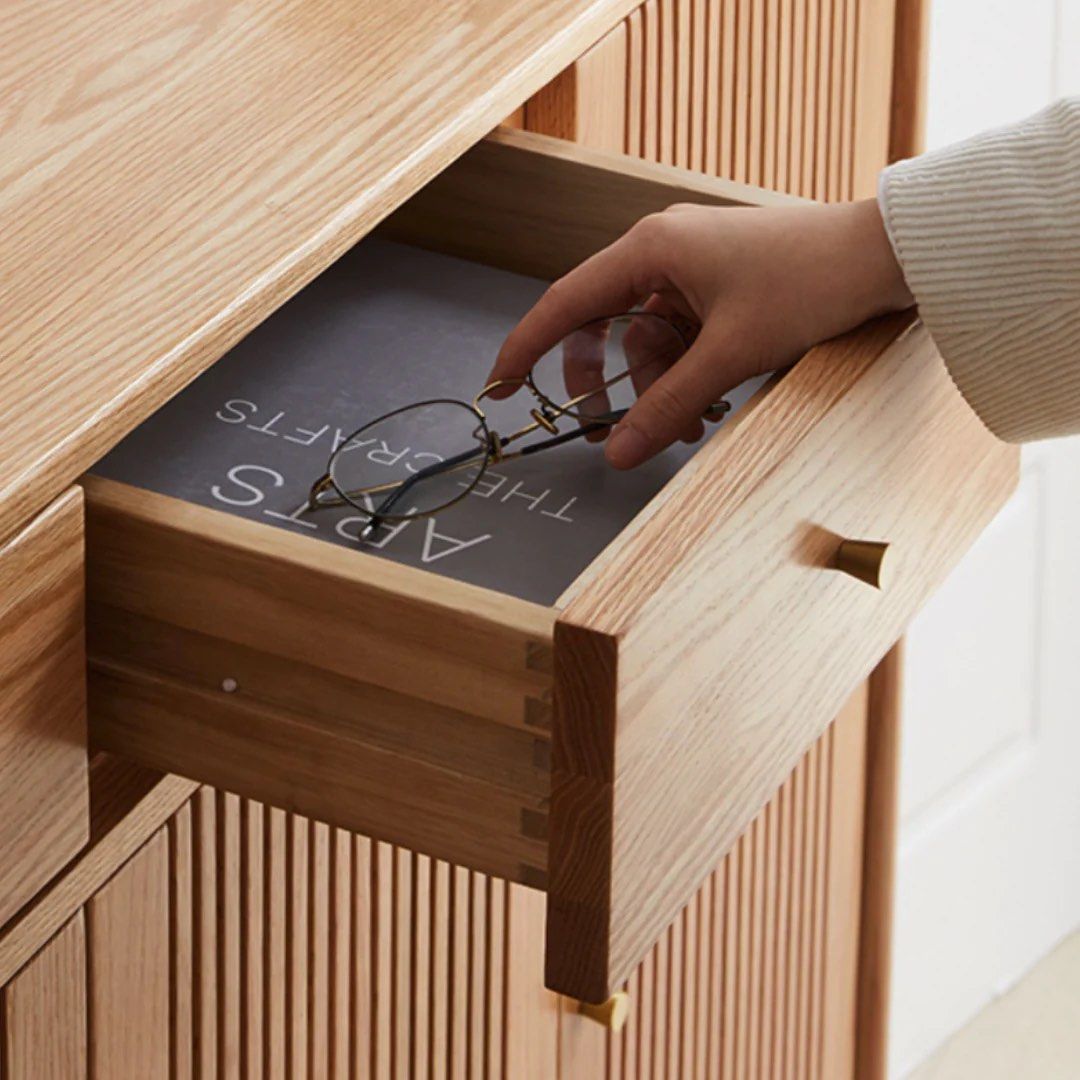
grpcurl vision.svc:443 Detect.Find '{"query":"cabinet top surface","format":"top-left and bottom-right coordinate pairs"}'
top-left (0, 0), bottom-right (635, 541)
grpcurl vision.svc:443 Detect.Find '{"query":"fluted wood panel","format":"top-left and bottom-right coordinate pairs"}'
top-left (149, 690), bottom-right (862, 1076)
top-left (157, 791), bottom-right (556, 1079)
top-left (1, 682), bottom-right (865, 1077)
top-left (0, 914), bottom-right (87, 1079)
top-left (524, 0), bottom-right (895, 200)
top-left (558, 682), bottom-right (868, 1079)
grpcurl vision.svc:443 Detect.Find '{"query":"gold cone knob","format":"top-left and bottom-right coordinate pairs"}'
top-left (578, 992), bottom-right (630, 1032)
top-left (833, 539), bottom-right (891, 590)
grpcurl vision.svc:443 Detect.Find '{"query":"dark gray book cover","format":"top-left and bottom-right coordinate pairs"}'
top-left (95, 238), bottom-right (763, 605)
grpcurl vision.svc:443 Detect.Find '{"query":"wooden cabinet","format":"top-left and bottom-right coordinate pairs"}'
top-left (83, 125), bottom-right (1013, 1007)
top-left (0, 0), bottom-right (984, 1077)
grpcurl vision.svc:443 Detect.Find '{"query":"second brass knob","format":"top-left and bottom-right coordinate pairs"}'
top-left (833, 539), bottom-right (891, 590)
top-left (578, 992), bottom-right (630, 1032)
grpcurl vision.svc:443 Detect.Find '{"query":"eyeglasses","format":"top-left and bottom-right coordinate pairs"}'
top-left (305, 312), bottom-right (730, 538)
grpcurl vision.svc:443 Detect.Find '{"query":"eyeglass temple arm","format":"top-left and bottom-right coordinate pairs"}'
top-left (370, 411), bottom-right (628, 520)
top-left (308, 439), bottom-right (490, 513)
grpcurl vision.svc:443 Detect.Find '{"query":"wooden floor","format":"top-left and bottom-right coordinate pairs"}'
top-left (907, 932), bottom-right (1080, 1079)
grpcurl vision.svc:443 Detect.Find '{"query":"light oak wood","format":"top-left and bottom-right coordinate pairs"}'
top-left (152, 793), bottom-right (564, 1078)
top-left (0, 755), bottom-right (196, 989)
top-left (524, 27), bottom-right (630, 154)
top-left (554, 685), bottom-right (869, 1077)
top-left (0, 0), bottom-right (655, 546)
top-left (86, 830), bottom-right (171, 1078)
top-left (0, 914), bottom-right (88, 1079)
top-left (63, 695), bottom-right (861, 1078)
top-left (889, 0), bottom-right (930, 161)
top-left (84, 476), bottom-right (552, 884)
top-left (547, 317), bottom-right (1018, 1001)
top-left (168, 801), bottom-right (194, 1080)
top-left (523, 0), bottom-right (896, 198)
top-left (381, 126), bottom-right (803, 281)
top-left (852, 0), bottom-right (898, 197)
top-left (0, 487), bottom-right (88, 928)
top-left (856, 641), bottom-right (904, 1080)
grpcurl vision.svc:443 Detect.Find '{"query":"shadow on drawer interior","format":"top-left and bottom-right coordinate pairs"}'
top-left (94, 238), bottom-right (763, 604)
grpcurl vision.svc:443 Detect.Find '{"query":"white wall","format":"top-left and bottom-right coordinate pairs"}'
top-left (890, 3), bottom-right (1080, 1076)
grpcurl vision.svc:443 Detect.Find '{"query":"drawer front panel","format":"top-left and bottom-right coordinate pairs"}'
top-left (0, 487), bottom-right (89, 927)
top-left (84, 479), bottom-right (553, 886)
top-left (548, 319), bottom-right (1019, 1000)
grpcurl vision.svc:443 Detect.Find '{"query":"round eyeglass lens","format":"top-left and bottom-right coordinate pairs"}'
top-left (328, 400), bottom-right (490, 520)
top-left (528, 312), bottom-right (690, 422)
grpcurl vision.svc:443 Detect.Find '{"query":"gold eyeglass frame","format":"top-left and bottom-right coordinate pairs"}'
top-left (305, 313), bottom-right (730, 530)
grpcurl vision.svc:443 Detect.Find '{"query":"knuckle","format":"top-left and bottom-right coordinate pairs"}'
top-left (543, 275), bottom-right (572, 309)
top-left (630, 211), bottom-right (669, 245)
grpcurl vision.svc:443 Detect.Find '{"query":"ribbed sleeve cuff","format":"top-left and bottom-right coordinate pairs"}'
top-left (878, 98), bottom-right (1080, 443)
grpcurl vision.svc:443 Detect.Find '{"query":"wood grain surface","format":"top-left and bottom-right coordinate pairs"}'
top-left (0, 0), bottom-right (645, 546)
top-left (547, 319), bottom-right (1019, 1001)
top-left (0, 695), bottom-right (870, 1078)
top-left (86, 830), bottom-right (171, 1078)
top-left (157, 792), bottom-right (560, 1078)
top-left (0, 754), bottom-right (196, 989)
top-left (83, 476), bottom-right (554, 883)
top-left (523, 0), bottom-right (895, 200)
top-left (588, 684), bottom-right (869, 1080)
top-left (60, 715), bottom-right (866, 1078)
top-left (0, 487), bottom-right (88, 928)
top-left (381, 126), bottom-right (802, 283)
top-left (889, 0), bottom-right (930, 161)
top-left (856, 641), bottom-right (904, 1080)
top-left (0, 913), bottom-right (88, 1079)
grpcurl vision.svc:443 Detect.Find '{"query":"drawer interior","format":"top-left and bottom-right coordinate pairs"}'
top-left (82, 129), bottom-right (788, 892)
top-left (92, 236), bottom-right (766, 608)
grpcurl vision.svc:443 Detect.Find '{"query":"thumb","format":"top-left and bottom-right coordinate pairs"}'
top-left (603, 327), bottom-right (742, 470)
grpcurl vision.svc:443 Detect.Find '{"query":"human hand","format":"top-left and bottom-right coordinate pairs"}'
top-left (488, 198), bottom-right (913, 469)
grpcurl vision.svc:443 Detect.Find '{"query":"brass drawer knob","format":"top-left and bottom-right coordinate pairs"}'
top-left (577, 991), bottom-right (630, 1031)
top-left (833, 539), bottom-right (891, 589)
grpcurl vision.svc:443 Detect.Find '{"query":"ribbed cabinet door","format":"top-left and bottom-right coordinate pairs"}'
top-left (160, 791), bottom-right (561, 1078)
top-left (0, 914), bottom-right (88, 1080)
top-left (86, 829), bottom-right (171, 1078)
top-left (523, 0), bottom-right (896, 200)
top-left (557, 685), bottom-right (870, 1080)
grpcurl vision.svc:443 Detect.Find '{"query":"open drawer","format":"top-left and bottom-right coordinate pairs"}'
top-left (83, 128), bottom-right (1018, 1002)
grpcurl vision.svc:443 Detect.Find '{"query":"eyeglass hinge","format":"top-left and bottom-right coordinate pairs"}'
top-left (530, 406), bottom-right (559, 435)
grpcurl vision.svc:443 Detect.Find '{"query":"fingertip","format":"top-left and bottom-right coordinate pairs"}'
top-left (483, 381), bottom-right (518, 401)
top-left (604, 422), bottom-right (650, 470)
top-left (680, 420), bottom-right (706, 444)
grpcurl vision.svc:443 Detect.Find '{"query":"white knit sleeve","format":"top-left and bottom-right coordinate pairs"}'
top-left (878, 97), bottom-right (1080, 443)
